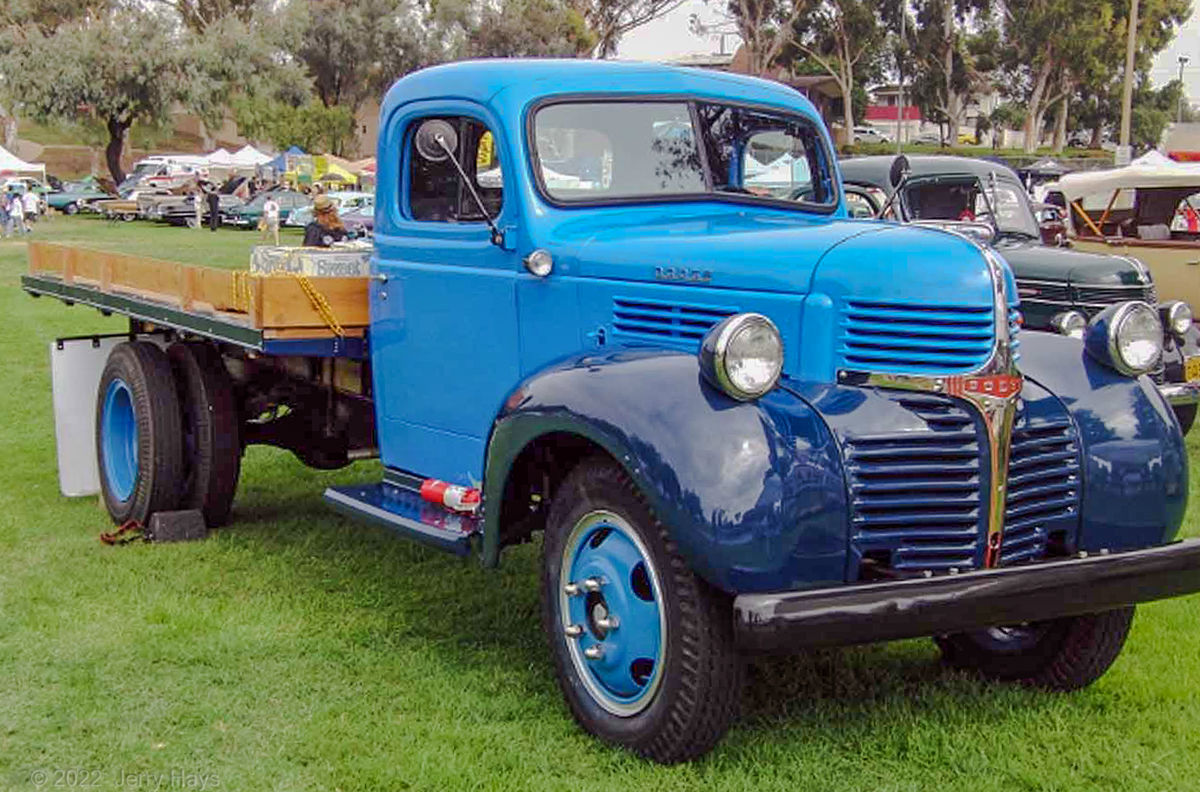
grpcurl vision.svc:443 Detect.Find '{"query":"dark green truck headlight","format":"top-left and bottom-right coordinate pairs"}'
top-left (1084, 301), bottom-right (1163, 377)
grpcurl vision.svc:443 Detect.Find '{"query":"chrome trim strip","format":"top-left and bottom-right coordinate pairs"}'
top-left (838, 246), bottom-right (1021, 569)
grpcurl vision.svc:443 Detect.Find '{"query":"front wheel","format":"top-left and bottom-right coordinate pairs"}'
top-left (935, 607), bottom-right (1135, 690)
top-left (541, 457), bottom-right (743, 763)
top-left (64, 202), bottom-right (78, 215)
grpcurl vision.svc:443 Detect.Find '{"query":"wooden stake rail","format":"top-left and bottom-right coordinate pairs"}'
top-left (26, 241), bottom-right (369, 339)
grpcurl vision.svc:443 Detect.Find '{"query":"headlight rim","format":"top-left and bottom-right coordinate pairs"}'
top-left (1160, 300), bottom-right (1193, 337)
top-left (1087, 300), bottom-right (1163, 377)
top-left (700, 312), bottom-right (784, 401)
top-left (1050, 310), bottom-right (1088, 340)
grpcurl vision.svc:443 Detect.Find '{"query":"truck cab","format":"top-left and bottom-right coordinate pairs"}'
top-left (26, 60), bottom-right (1200, 764)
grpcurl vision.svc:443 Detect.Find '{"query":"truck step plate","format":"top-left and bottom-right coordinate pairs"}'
top-left (324, 482), bottom-right (479, 556)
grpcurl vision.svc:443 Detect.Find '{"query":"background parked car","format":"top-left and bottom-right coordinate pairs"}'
top-left (852, 125), bottom-right (890, 144)
top-left (46, 179), bottom-right (113, 214)
top-left (286, 191), bottom-right (373, 228)
top-left (223, 190), bottom-right (308, 229)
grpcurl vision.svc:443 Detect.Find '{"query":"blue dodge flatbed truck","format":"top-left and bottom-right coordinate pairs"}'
top-left (22, 59), bottom-right (1200, 763)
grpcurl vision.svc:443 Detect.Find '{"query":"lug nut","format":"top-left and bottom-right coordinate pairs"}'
top-left (595, 616), bottom-right (619, 631)
top-left (563, 582), bottom-right (581, 597)
top-left (583, 577), bottom-right (604, 592)
top-left (564, 624), bottom-right (584, 638)
top-left (583, 645), bottom-right (604, 660)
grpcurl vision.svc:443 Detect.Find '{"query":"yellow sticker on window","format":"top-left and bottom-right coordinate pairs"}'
top-left (477, 131), bottom-right (494, 169)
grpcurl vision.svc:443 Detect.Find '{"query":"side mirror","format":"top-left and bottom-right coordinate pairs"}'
top-left (889, 155), bottom-right (910, 188)
top-left (414, 119), bottom-right (458, 162)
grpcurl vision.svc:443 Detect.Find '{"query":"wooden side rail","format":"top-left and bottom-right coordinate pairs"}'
top-left (27, 241), bottom-right (368, 336)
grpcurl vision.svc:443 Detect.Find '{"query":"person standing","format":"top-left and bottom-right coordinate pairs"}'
top-left (21, 189), bottom-right (38, 226)
top-left (10, 190), bottom-right (27, 235)
top-left (206, 187), bottom-right (221, 232)
top-left (261, 195), bottom-right (281, 246)
top-left (192, 190), bottom-right (203, 230)
top-left (0, 193), bottom-right (10, 239)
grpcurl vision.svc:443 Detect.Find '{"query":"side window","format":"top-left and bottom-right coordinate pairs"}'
top-left (408, 116), bottom-right (503, 222)
top-left (844, 191), bottom-right (878, 219)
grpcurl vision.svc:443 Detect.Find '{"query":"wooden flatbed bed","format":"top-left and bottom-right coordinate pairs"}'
top-left (21, 242), bottom-right (370, 358)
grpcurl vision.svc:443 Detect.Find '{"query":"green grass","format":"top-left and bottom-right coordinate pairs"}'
top-left (2, 218), bottom-right (1200, 791)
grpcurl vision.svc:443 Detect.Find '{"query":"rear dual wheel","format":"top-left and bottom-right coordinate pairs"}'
top-left (96, 341), bottom-right (240, 529)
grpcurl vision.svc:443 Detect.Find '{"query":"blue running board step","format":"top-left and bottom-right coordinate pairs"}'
top-left (324, 482), bottom-right (479, 556)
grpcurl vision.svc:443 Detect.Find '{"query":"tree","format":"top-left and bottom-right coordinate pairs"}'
top-left (232, 97), bottom-right (355, 152)
top-left (0, 6), bottom-right (194, 183)
top-left (784, 0), bottom-right (886, 145)
top-left (153, 0), bottom-right (259, 32)
top-left (288, 0), bottom-right (426, 119)
top-left (571, 0), bottom-right (688, 57)
top-left (908, 0), bottom-right (993, 144)
top-left (725, 0), bottom-right (806, 76)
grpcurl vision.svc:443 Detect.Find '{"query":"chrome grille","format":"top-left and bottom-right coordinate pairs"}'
top-left (1016, 278), bottom-right (1157, 313)
top-left (839, 299), bottom-right (994, 375)
top-left (611, 298), bottom-right (734, 342)
top-left (845, 395), bottom-right (984, 572)
top-left (1076, 284), bottom-right (1156, 306)
top-left (1001, 414), bottom-right (1080, 564)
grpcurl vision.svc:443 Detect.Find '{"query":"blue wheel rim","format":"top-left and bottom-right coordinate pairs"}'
top-left (101, 378), bottom-right (138, 502)
top-left (559, 510), bottom-right (665, 717)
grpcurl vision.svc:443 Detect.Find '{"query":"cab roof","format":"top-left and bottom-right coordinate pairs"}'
top-left (380, 59), bottom-right (821, 121)
top-left (840, 155), bottom-right (1023, 194)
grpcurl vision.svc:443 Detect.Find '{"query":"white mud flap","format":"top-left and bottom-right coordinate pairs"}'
top-left (50, 335), bottom-right (129, 497)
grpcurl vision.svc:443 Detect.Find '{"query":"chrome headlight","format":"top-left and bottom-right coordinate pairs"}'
top-left (1084, 301), bottom-right (1163, 376)
top-left (1160, 300), bottom-right (1193, 337)
top-left (700, 313), bottom-right (783, 401)
top-left (1050, 310), bottom-right (1087, 340)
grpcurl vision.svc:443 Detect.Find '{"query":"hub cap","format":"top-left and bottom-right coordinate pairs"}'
top-left (101, 378), bottom-right (138, 502)
top-left (559, 510), bottom-right (665, 717)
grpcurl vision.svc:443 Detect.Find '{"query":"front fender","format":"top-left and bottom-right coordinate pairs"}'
top-left (1018, 331), bottom-right (1188, 549)
top-left (483, 350), bottom-right (848, 594)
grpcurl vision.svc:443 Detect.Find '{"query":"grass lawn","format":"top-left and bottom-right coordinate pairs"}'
top-left (2, 217), bottom-right (1200, 791)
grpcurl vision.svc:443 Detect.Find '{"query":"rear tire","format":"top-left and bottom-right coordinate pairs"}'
top-left (96, 342), bottom-right (185, 525)
top-left (541, 457), bottom-right (743, 763)
top-left (64, 202), bottom-right (78, 215)
top-left (168, 342), bottom-right (241, 527)
top-left (935, 607), bottom-right (1135, 690)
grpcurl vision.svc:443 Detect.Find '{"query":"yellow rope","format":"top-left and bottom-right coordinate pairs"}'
top-left (230, 271), bottom-right (253, 313)
top-left (277, 271), bottom-right (345, 337)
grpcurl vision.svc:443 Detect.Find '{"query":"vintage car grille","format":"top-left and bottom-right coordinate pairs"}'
top-left (611, 298), bottom-right (735, 342)
top-left (846, 395), bottom-right (984, 571)
top-left (846, 393), bottom-right (1081, 575)
top-left (1001, 413), bottom-right (1080, 564)
top-left (1015, 278), bottom-right (1157, 314)
top-left (839, 299), bottom-right (995, 375)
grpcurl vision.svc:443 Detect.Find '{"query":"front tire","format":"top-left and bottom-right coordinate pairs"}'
top-left (935, 607), bottom-right (1135, 690)
top-left (541, 457), bottom-right (743, 763)
top-left (96, 342), bottom-right (185, 525)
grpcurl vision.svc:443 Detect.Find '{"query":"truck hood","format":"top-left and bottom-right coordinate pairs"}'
top-left (995, 238), bottom-right (1149, 287)
top-left (548, 207), bottom-right (887, 293)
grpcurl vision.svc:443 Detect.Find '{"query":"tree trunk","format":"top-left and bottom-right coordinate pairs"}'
top-left (1052, 95), bottom-right (1069, 153)
top-left (842, 68), bottom-right (854, 146)
top-left (942, 0), bottom-right (963, 140)
top-left (1023, 58), bottom-right (1053, 154)
top-left (105, 117), bottom-right (128, 184)
top-left (1089, 124), bottom-right (1102, 148)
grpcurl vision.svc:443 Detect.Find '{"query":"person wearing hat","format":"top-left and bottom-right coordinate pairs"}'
top-left (303, 194), bottom-right (348, 247)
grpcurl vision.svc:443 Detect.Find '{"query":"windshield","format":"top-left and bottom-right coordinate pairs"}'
top-left (901, 176), bottom-right (1039, 237)
top-left (531, 100), bottom-right (835, 209)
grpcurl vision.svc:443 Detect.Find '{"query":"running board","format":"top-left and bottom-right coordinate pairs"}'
top-left (324, 482), bottom-right (478, 556)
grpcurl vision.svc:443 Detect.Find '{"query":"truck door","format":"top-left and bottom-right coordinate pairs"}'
top-left (371, 110), bottom-right (519, 486)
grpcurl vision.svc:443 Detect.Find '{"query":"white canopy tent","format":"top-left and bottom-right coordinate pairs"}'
top-left (231, 145), bottom-right (272, 167)
top-left (1055, 151), bottom-right (1200, 203)
top-left (0, 144), bottom-right (47, 184)
top-left (205, 148), bottom-right (236, 167)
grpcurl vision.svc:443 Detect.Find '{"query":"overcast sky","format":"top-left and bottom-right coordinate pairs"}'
top-left (617, 2), bottom-right (1200, 102)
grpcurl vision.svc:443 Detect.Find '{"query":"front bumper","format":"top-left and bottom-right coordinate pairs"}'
top-left (733, 540), bottom-right (1200, 653)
